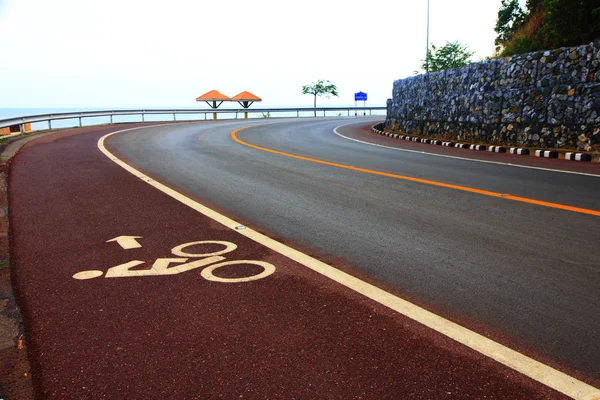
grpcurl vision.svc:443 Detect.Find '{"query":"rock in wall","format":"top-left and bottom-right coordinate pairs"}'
top-left (385, 41), bottom-right (600, 151)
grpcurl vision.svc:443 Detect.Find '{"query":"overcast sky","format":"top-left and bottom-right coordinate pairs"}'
top-left (0, 0), bottom-right (508, 109)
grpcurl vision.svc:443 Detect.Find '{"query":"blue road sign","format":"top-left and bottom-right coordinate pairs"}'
top-left (354, 92), bottom-right (367, 102)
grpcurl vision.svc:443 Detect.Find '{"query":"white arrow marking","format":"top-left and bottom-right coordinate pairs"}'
top-left (106, 236), bottom-right (143, 249)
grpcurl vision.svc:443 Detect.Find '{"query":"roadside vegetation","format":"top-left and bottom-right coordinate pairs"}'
top-left (302, 80), bottom-right (339, 116)
top-left (415, 0), bottom-right (600, 73)
top-left (419, 41), bottom-right (474, 73)
top-left (494, 0), bottom-right (600, 57)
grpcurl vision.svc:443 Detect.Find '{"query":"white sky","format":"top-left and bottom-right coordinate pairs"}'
top-left (0, 0), bottom-right (506, 108)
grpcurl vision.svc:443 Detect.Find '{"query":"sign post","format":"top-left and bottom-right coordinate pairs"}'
top-left (354, 91), bottom-right (367, 115)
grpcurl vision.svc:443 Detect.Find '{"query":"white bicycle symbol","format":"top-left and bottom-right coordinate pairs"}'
top-left (73, 240), bottom-right (276, 283)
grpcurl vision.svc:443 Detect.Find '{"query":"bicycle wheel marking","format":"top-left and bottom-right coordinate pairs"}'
top-left (201, 260), bottom-right (276, 283)
top-left (72, 238), bottom-right (275, 283)
top-left (171, 240), bottom-right (237, 258)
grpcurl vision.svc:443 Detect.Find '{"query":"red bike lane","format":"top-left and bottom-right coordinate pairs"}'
top-left (7, 124), bottom-right (565, 398)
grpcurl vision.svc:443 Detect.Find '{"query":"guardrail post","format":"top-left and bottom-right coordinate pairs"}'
top-left (173, 113), bottom-right (177, 121)
top-left (48, 120), bottom-right (52, 130)
top-left (110, 114), bottom-right (113, 124)
top-left (142, 113), bottom-right (145, 122)
top-left (78, 117), bottom-right (82, 127)
top-left (19, 124), bottom-right (24, 133)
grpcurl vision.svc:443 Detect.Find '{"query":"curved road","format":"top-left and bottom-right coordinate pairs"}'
top-left (106, 118), bottom-right (600, 381)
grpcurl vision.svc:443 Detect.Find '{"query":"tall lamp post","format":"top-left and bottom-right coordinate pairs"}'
top-left (425, 0), bottom-right (430, 72)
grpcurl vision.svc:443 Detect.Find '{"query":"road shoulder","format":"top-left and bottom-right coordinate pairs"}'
top-left (3, 121), bottom-right (585, 398)
top-left (339, 121), bottom-right (600, 176)
top-left (0, 123), bottom-right (154, 399)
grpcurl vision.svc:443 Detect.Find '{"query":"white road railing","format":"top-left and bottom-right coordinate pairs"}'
top-left (0, 107), bottom-right (387, 134)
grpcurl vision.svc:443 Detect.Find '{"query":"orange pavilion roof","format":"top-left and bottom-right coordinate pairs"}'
top-left (196, 90), bottom-right (231, 101)
top-left (232, 91), bottom-right (262, 102)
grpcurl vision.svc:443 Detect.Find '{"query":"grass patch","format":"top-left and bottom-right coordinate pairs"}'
top-left (0, 261), bottom-right (9, 271)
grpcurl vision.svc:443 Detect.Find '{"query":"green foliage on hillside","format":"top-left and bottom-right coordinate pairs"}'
top-left (495, 0), bottom-right (600, 57)
top-left (495, 0), bottom-right (526, 47)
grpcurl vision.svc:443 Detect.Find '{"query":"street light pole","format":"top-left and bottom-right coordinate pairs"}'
top-left (426, 0), bottom-right (430, 73)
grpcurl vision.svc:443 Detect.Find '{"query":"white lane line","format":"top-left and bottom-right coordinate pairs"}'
top-left (333, 125), bottom-right (600, 178)
top-left (98, 124), bottom-right (600, 400)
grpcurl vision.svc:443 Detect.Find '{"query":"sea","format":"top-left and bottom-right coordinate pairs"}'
top-left (0, 105), bottom-right (386, 131)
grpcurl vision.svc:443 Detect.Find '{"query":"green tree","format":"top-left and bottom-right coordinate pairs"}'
top-left (494, 0), bottom-right (600, 57)
top-left (525, 0), bottom-right (544, 12)
top-left (495, 0), bottom-right (526, 50)
top-left (421, 41), bottom-right (474, 73)
top-left (541, 0), bottom-right (600, 48)
top-left (302, 80), bottom-right (339, 116)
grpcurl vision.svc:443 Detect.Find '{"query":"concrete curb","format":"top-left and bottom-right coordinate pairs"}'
top-left (371, 124), bottom-right (597, 163)
top-left (535, 150), bottom-right (559, 159)
top-left (509, 148), bottom-right (530, 155)
top-left (0, 130), bottom-right (71, 163)
top-left (565, 152), bottom-right (592, 162)
top-left (469, 144), bottom-right (486, 151)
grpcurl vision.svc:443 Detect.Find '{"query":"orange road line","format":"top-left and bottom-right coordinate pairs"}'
top-left (99, 125), bottom-right (600, 399)
top-left (231, 128), bottom-right (600, 218)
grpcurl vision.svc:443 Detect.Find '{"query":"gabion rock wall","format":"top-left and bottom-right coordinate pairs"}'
top-left (385, 41), bottom-right (600, 151)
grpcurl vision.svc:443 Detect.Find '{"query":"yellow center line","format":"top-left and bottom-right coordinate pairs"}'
top-left (100, 124), bottom-right (600, 399)
top-left (231, 128), bottom-right (600, 217)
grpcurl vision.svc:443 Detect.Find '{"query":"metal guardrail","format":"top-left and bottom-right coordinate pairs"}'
top-left (0, 107), bottom-right (387, 133)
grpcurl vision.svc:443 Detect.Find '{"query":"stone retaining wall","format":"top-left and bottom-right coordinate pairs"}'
top-left (385, 41), bottom-right (600, 152)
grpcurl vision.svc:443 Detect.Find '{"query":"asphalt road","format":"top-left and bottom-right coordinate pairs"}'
top-left (8, 121), bottom-right (570, 399)
top-left (107, 118), bottom-right (600, 382)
